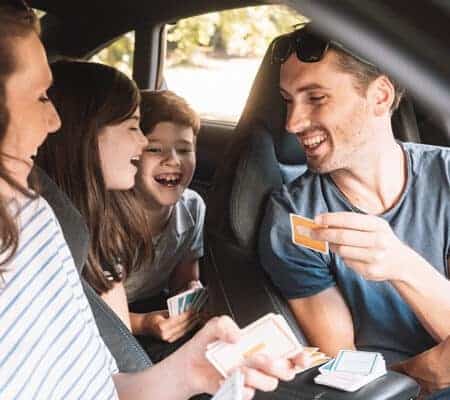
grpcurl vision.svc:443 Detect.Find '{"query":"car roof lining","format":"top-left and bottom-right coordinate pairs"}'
top-left (31, 0), bottom-right (450, 141)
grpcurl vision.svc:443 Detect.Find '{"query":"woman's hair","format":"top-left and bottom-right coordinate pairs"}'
top-left (0, 2), bottom-right (40, 270)
top-left (140, 90), bottom-right (200, 136)
top-left (37, 60), bottom-right (152, 293)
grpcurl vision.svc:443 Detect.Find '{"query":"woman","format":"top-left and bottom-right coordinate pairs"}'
top-left (0, 3), bottom-right (119, 398)
top-left (0, 3), bottom-right (310, 400)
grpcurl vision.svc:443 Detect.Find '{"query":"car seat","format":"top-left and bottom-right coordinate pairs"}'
top-left (37, 167), bottom-right (152, 372)
top-left (203, 36), bottom-right (420, 399)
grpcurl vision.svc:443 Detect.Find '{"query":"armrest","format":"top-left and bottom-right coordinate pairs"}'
top-left (256, 367), bottom-right (419, 400)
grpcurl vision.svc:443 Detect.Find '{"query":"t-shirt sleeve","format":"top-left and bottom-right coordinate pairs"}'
top-left (185, 191), bottom-right (206, 261)
top-left (259, 188), bottom-right (336, 299)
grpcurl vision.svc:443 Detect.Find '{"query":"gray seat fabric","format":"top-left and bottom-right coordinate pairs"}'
top-left (36, 167), bottom-right (152, 372)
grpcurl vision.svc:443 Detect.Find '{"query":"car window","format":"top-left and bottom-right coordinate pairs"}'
top-left (90, 32), bottom-right (135, 78)
top-left (164, 5), bottom-right (306, 124)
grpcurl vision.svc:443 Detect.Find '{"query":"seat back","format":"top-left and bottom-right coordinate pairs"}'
top-left (204, 42), bottom-right (308, 339)
top-left (37, 168), bottom-right (152, 372)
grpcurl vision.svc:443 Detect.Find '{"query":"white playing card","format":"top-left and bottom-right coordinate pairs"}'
top-left (206, 313), bottom-right (303, 377)
top-left (211, 370), bottom-right (244, 400)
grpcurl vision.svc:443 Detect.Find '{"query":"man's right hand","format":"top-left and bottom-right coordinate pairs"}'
top-left (143, 310), bottom-right (200, 342)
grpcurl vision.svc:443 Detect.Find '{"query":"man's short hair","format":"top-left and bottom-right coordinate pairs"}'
top-left (331, 46), bottom-right (405, 112)
top-left (140, 90), bottom-right (201, 136)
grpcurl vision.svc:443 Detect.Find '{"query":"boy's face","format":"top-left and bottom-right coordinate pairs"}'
top-left (138, 121), bottom-right (196, 208)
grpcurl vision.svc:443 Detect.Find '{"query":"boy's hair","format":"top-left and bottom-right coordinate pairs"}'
top-left (140, 90), bottom-right (200, 136)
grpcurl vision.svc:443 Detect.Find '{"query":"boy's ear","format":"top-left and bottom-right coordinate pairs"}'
top-left (368, 75), bottom-right (395, 116)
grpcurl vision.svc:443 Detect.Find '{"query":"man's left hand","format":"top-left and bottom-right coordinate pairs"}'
top-left (312, 212), bottom-right (415, 281)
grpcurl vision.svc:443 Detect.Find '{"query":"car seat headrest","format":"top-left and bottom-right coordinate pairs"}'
top-left (392, 96), bottom-right (421, 142)
top-left (238, 40), bottom-right (307, 166)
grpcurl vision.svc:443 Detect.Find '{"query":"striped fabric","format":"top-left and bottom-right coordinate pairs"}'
top-left (0, 196), bottom-right (119, 400)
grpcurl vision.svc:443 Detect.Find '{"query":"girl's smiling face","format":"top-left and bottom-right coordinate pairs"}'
top-left (97, 109), bottom-right (148, 190)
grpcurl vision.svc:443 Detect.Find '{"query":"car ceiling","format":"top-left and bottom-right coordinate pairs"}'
top-left (29, 0), bottom-right (450, 139)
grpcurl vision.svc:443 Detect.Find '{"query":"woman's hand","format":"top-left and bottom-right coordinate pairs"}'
top-left (170, 316), bottom-right (313, 399)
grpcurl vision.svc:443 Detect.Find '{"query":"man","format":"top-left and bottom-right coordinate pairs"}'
top-left (259, 25), bottom-right (450, 397)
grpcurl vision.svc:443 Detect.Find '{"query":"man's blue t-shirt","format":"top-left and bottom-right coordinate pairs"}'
top-left (259, 143), bottom-right (450, 365)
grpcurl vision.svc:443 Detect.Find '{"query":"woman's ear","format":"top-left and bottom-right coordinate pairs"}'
top-left (367, 75), bottom-right (395, 117)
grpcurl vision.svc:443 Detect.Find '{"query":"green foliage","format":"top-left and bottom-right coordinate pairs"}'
top-left (167, 5), bottom-right (306, 65)
top-left (90, 5), bottom-right (305, 72)
top-left (91, 32), bottom-right (135, 77)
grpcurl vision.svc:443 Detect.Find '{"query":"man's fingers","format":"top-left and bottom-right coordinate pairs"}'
top-left (313, 228), bottom-right (377, 248)
top-left (315, 212), bottom-right (385, 232)
top-left (329, 244), bottom-right (381, 262)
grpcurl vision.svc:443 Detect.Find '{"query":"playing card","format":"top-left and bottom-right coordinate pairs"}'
top-left (332, 350), bottom-right (384, 376)
top-left (294, 352), bottom-right (331, 374)
top-left (319, 358), bottom-right (336, 374)
top-left (167, 286), bottom-right (206, 317)
top-left (290, 213), bottom-right (328, 254)
top-left (206, 313), bottom-right (303, 377)
top-left (211, 370), bottom-right (244, 400)
top-left (192, 288), bottom-right (208, 312)
top-left (315, 351), bottom-right (387, 392)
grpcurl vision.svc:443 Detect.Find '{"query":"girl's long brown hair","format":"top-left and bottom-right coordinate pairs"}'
top-left (0, 3), bottom-right (40, 271)
top-left (37, 60), bottom-right (152, 293)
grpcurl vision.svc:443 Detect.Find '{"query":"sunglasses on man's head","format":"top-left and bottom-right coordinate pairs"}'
top-left (271, 28), bottom-right (330, 64)
top-left (271, 26), bottom-right (373, 66)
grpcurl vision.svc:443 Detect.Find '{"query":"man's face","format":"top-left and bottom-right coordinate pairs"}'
top-left (280, 50), bottom-right (372, 174)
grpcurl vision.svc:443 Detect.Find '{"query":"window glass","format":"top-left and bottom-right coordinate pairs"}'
top-left (165, 6), bottom-right (306, 123)
top-left (90, 32), bottom-right (135, 78)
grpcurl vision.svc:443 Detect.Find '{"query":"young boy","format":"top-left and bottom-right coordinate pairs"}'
top-left (125, 90), bottom-right (206, 360)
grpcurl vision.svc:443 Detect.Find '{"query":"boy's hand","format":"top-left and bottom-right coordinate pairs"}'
top-left (143, 310), bottom-right (200, 342)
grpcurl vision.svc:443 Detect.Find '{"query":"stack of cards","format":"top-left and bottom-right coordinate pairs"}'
top-left (211, 370), bottom-right (244, 400)
top-left (314, 350), bottom-right (387, 392)
top-left (290, 213), bottom-right (328, 254)
top-left (167, 285), bottom-right (208, 317)
top-left (206, 313), bottom-right (303, 378)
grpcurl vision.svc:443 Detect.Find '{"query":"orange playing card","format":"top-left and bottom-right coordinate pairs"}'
top-left (290, 213), bottom-right (329, 254)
